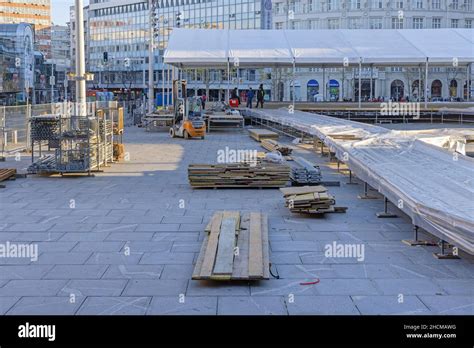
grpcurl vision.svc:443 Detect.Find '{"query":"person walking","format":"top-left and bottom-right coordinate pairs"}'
top-left (256, 84), bottom-right (265, 108)
top-left (246, 87), bottom-right (254, 108)
top-left (231, 87), bottom-right (240, 106)
top-left (201, 93), bottom-right (207, 110)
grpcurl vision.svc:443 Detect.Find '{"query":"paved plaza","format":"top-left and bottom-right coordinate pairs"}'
top-left (0, 126), bottom-right (473, 315)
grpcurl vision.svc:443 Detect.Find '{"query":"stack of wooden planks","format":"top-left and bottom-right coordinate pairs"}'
top-left (193, 211), bottom-right (269, 280)
top-left (280, 185), bottom-right (346, 214)
top-left (0, 168), bottom-right (16, 182)
top-left (261, 139), bottom-right (293, 156)
top-left (188, 163), bottom-right (290, 188)
top-left (249, 128), bottom-right (279, 142)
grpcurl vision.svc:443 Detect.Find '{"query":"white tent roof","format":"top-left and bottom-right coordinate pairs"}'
top-left (164, 28), bottom-right (474, 68)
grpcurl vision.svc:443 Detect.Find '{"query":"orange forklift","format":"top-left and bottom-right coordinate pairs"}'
top-left (169, 79), bottom-right (206, 139)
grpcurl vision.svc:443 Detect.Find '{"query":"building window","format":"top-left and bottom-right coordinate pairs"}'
top-left (275, 22), bottom-right (283, 29)
top-left (466, 19), bottom-right (473, 28)
top-left (431, 0), bottom-right (441, 8)
top-left (415, 0), bottom-right (423, 8)
top-left (327, 0), bottom-right (339, 11)
top-left (309, 19), bottom-right (319, 29)
top-left (371, 0), bottom-right (383, 8)
top-left (452, 0), bottom-right (459, 9)
top-left (465, 0), bottom-right (473, 10)
top-left (432, 18), bottom-right (441, 28)
top-left (348, 17), bottom-right (361, 29)
top-left (328, 18), bottom-right (340, 29)
top-left (392, 17), bottom-right (404, 28)
top-left (413, 17), bottom-right (424, 29)
top-left (396, 1), bottom-right (404, 8)
top-left (349, 0), bottom-right (361, 9)
top-left (370, 17), bottom-right (383, 29)
top-left (451, 19), bottom-right (459, 28)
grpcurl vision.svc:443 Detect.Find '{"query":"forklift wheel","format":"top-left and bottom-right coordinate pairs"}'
top-left (184, 130), bottom-right (189, 139)
top-left (169, 128), bottom-right (176, 138)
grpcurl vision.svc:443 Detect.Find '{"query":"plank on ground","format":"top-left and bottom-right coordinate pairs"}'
top-left (248, 212), bottom-right (263, 279)
top-left (231, 213), bottom-right (250, 280)
top-left (199, 212), bottom-right (223, 278)
top-left (213, 215), bottom-right (238, 276)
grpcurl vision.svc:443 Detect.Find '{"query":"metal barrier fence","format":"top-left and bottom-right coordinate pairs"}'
top-left (0, 104), bottom-right (64, 157)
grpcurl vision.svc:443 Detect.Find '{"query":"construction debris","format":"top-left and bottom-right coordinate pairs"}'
top-left (290, 156), bottom-right (322, 185)
top-left (188, 163), bottom-right (290, 188)
top-left (280, 185), bottom-right (347, 214)
top-left (248, 128), bottom-right (279, 142)
top-left (261, 139), bottom-right (292, 156)
top-left (193, 211), bottom-right (269, 280)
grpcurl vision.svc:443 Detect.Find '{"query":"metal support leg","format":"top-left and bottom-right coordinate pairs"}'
top-left (376, 196), bottom-right (398, 218)
top-left (433, 239), bottom-right (460, 259)
top-left (402, 225), bottom-right (437, 246)
top-left (358, 182), bottom-right (378, 199)
top-left (346, 170), bottom-right (358, 185)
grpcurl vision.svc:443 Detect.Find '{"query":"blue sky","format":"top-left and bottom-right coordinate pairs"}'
top-left (52, 0), bottom-right (88, 25)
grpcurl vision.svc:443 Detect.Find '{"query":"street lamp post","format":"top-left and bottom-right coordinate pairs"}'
top-left (74, 0), bottom-right (87, 115)
top-left (148, 0), bottom-right (154, 114)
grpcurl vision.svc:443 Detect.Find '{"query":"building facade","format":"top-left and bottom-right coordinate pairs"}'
top-left (272, 0), bottom-right (474, 101)
top-left (71, 0), bottom-right (273, 102)
top-left (0, 23), bottom-right (35, 104)
top-left (0, 0), bottom-right (52, 58)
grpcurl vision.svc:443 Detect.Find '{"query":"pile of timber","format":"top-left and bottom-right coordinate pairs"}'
top-left (261, 139), bottom-right (292, 156)
top-left (280, 185), bottom-right (347, 214)
top-left (290, 156), bottom-right (322, 185)
top-left (188, 163), bottom-right (290, 188)
top-left (193, 211), bottom-right (269, 280)
top-left (249, 128), bottom-right (279, 142)
top-left (0, 168), bottom-right (16, 182)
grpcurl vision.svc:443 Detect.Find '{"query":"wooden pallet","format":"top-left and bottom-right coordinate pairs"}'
top-left (248, 128), bottom-right (279, 142)
top-left (188, 163), bottom-right (290, 188)
top-left (0, 169), bottom-right (17, 182)
top-left (193, 211), bottom-right (269, 280)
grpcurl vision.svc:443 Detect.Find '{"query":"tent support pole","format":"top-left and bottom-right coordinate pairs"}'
top-left (369, 64), bottom-right (373, 101)
top-left (467, 63), bottom-right (471, 101)
top-left (424, 59), bottom-right (429, 109)
top-left (341, 66), bottom-right (344, 101)
top-left (418, 64), bottom-right (421, 101)
top-left (228, 61), bottom-right (231, 102)
top-left (358, 58), bottom-right (362, 109)
top-left (322, 65), bottom-right (325, 102)
top-left (292, 58), bottom-right (296, 109)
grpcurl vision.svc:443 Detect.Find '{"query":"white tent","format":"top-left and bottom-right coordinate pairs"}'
top-left (164, 28), bottom-right (474, 67)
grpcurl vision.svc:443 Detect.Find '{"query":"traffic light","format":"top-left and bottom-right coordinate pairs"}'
top-left (103, 52), bottom-right (108, 63)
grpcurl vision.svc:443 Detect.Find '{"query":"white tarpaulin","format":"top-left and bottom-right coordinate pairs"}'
top-left (164, 28), bottom-right (474, 67)
top-left (250, 108), bottom-right (474, 254)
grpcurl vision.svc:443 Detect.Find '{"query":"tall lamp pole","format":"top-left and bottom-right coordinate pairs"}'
top-left (74, 0), bottom-right (86, 115)
top-left (148, 0), bottom-right (155, 113)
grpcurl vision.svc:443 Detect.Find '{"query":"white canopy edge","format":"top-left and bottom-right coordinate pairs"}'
top-left (164, 28), bottom-right (474, 68)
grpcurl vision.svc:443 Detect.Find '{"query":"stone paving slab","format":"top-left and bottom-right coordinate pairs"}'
top-left (77, 296), bottom-right (151, 315)
top-left (1, 126), bottom-right (473, 315)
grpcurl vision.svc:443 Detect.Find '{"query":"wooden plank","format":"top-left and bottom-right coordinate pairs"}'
top-left (261, 213), bottom-right (270, 279)
top-left (231, 213), bottom-right (250, 279)
top-left (248, 212), bottom-right (263, 279)
top-left (280, 185), bottom-right (327, 196)
top-left (199, 212), bottom-right (223, 278)
top-left (0, 169), bottom-right (16, 182)
top-left (192, 232), bottom-right (210, 280)
top-left (212, 217), bottom-right (237, 275)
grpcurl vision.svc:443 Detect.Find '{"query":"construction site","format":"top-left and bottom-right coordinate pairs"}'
top-left (0, 27), bottom-right (473, 323)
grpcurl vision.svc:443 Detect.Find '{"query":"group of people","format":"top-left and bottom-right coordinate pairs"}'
top-left (231, 84), bottom-right (265, 109)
